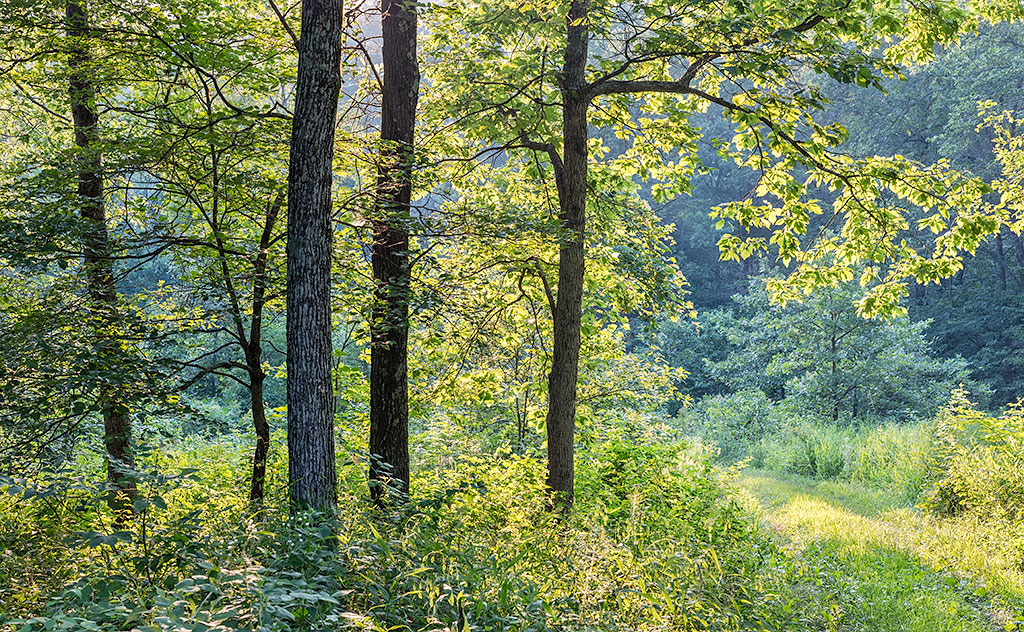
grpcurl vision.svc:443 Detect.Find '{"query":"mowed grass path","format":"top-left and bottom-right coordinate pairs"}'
top-left (735, 470), bottom-right (1024, 632)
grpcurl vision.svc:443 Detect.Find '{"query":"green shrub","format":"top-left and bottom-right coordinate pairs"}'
top-left (679, 388), bottom-right (776, 464)
top-left (758, 417), bottom-right (850, 479)
top-left (922, 388), bottom-right (1024, 522)
top-left (2, 431), bottom-right (841, 632)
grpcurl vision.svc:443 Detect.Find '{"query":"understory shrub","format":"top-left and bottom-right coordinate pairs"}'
top-left (847, 423), bottom-right (930, 504)
top-left (678, 388), bottom-right (776, 464)
top-left (923, 389), bottom-right (1024, 521)
top-left (684, 389), bottom-right (936, 502)
top-left (762, 420), bottom-right (849, 479)
top-left (2, 429), bottom-right (839, 631)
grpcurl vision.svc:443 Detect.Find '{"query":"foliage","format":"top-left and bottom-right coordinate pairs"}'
top-left (923, 388), bottom-right (1024, 522)
top-left (686, 394), bottom-right (932, 504)
top-left (678, 389), bottom-right (777, 464)
top-left (846, 423), bottom-right (931, 504)
top-left (654, 316), bottom-right (731, 407)
top-left (699, 276), bottom-right (969, 424)
top-left (2, 0), bottom-right (1024, 629)
top-left (0, 429), bottom-right (860, 632)
top-left (740, 472), bottom-right (1024, 631)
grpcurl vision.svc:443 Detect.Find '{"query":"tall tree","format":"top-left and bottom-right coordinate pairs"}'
top-left (705, 277), bottom-right (969, 423)
top-left (538, 0), bottom-right (589, 509)
top-left (286, 0), bottom-right (344, 511)
top-left (368, 0), bottom-right (420, 504)
top-left (426, 0), bottom-right (977, 508)
top-left (66, 0), bottom-right (137, 514)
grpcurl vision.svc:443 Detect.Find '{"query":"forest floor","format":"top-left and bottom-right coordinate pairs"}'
top-left (734, 470), bottom-right (1024, 632)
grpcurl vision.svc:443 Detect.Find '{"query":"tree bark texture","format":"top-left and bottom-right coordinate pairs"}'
top-left (369, 0), bottom-right (419, 505)
top-left (286, 0), bottom-right (343, 512)
top-left (544, 0), bottom-right (590, 511)
top-left (66, 0), bottom-right (138, 515)
top-left (249, 371), bottom-right (270, 503)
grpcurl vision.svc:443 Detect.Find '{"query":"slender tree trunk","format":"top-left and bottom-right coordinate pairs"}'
top-left (286, 0), bottom-right (343, 512)
top-left (830, 335), bottom-right (839, 423)
top-left (249, 369), bottom-right (270, 503)
top-left (368, 0), bottom-right (419, 505)
top-left (1011, 232), bottom-right (1024, 293)
top-left (67, 0), bottom-right (137, 516)
top-left (544, 0), bottom-right (589, 510)
top-left (248, 194), bottom-right (281, 505)
top-left (994, 233), bottom-right (1008, 296)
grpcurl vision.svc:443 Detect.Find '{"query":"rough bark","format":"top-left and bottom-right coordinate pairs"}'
top-left (368, 0), bottom-right (419, 505)
top-left (543, 0), bottom-right (590, 511)
top-left (248, 370), bottom-right (270, 503)
top-left (66, 0), bottom-right (138, 516)
top-left (286, 0), bottom-right (343, 512)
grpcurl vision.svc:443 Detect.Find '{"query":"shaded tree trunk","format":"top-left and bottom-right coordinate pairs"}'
top-left (1011, 232), bottom-right (1024, 293)
top-left (368, 0), bottom-right (419, 506)
top-left (544, 0), bottom-right (590, 511)
top-left (66, 0), bottom-right (137, 516)
top-left (994, 232), bottom-right (1009, 296)
top-left (286, 0), bottom-right (343, 512)
top-left (247, 193), bottom-right (281, 505)
top-left (830, 333), bottom-right (839, 423)
top-left (248, 369), bottom-right (270, 503)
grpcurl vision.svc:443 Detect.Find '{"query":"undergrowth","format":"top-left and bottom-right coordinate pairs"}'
top-left (0, 423), bottom-right (841, 632)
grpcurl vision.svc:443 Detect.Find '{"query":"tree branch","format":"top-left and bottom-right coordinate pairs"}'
top-left (518, 133), bottom-right (564, 179)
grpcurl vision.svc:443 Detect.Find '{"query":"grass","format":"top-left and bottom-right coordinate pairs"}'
top-left (736, 468), bottom-right (1024, 630)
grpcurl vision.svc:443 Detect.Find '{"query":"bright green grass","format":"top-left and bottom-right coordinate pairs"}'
top-left (736, 469), bottom-right (1023, 631)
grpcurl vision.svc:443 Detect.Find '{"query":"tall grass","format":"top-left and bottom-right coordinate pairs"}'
top-left (683, 390), bottom-right (933, 505)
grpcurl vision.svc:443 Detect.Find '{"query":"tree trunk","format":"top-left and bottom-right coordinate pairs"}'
top-left (249, 369), bottom-right (270, 504)
top-left (544, 0), bottom-right (589, 511)
top-left (66, 0), bottom-right (138, 517)
top-left (368, 0), bottom-right (419, 506)
top-left (830, 335), bottom-right (839, 423)
top-left (286, 0), bottom-right (343, 512)
top-left (248, 194), bottom-right (281, 505)
top-left (1011, 232), bottom-right (1024, 293)
top-left (994, 232), bottom-right (1008, 296)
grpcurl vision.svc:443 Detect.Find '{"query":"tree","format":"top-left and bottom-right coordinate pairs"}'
top-left (286, 0), bottom-right (343, 511)
top-left (0, 0), bottom-right (176, 485)
top-left (368, 0), bottom-right (419, 505)
top-left (817, 25), bottom-right (1024, 406)
top-left (707, 276), bottom-right (970, 423)
top-left (66, 0), bottom-right (138, 514)
top-left (132, 3), bottom-right (292, 504)
top-left (426, 0), bottom-right (972, 507)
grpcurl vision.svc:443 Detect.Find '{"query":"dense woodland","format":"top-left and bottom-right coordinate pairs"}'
top-left (3, 0), bottom-right (1024, 630)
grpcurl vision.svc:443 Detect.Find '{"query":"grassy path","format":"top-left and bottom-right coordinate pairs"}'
top-left (734, 470), bottom-right (1024, 632)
